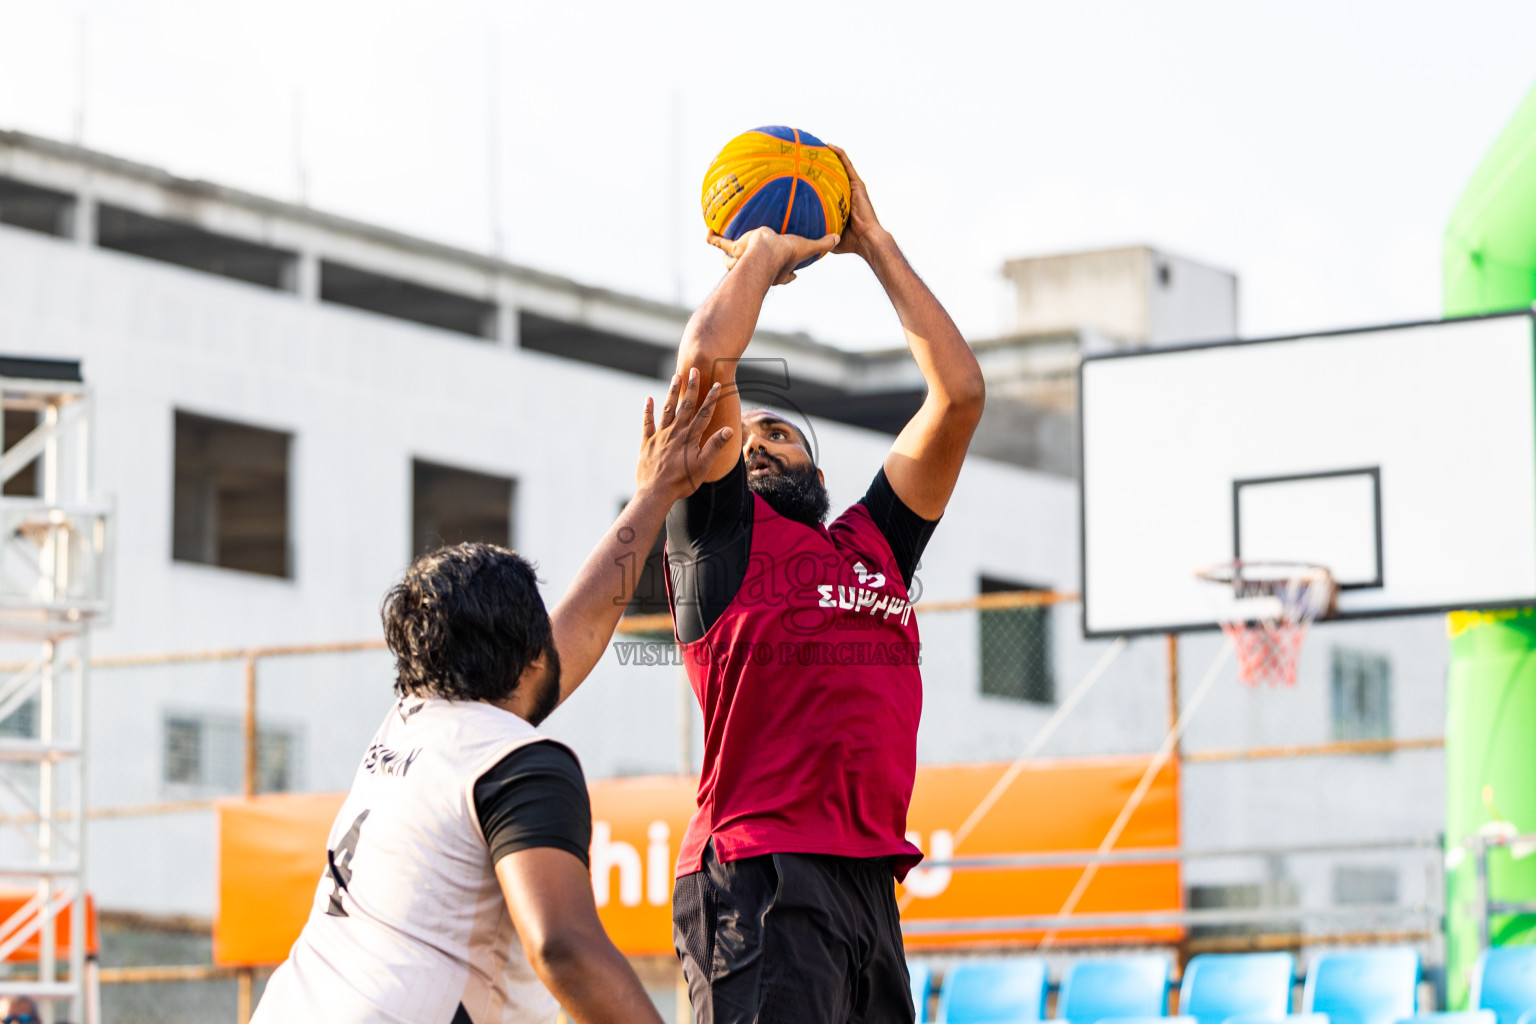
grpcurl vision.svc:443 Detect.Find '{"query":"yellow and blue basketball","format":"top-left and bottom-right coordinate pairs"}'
top-left (701, 126), bottom-right (850, 270)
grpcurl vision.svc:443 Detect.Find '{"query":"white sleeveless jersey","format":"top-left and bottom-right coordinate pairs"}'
top-left (253, 697), bottom-right (563, 1024)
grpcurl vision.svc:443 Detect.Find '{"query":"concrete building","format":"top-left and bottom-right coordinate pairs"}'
top-left (0, 130), bottom-right (1451, 1014)
top-left (1003, 245), bottom-right (1240, 352)
top-left (0, 130), bottom-right (1110, 917)
top-left (969, 246), bottom-right (1242, 478)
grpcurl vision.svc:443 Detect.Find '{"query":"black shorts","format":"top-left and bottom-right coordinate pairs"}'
top-left (672, 840), bottom-right (915, 1024)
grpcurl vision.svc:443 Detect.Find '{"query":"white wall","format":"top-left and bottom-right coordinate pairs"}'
top-left (1146, 251), bottom-right (1240, 346)
top-left (0, 222), bottom-right (1083, 915)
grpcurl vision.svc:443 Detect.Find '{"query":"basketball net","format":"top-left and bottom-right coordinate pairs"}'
top-left (1196, 561), bottom-right (1337, 687)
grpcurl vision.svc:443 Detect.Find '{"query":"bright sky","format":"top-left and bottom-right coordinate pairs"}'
top-left (1, 0), bottom-right (1533, 350)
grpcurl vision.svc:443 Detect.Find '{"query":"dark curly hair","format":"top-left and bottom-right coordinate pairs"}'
top-left (382, 543), bottom-right (554, 703)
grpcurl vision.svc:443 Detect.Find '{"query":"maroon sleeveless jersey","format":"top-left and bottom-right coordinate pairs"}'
top-left (669, 494), bottom-right (924, 880)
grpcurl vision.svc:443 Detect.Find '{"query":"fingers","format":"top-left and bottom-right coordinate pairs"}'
top-left (673, 367), bottom-right (701, 426)
top-left (658, 373), bottom-right (681, 430)
top-left (700, 425), bottom-right (735, 463)
top-left (642, 396), bottom-right (655, 440)
top-left (684, 382), bottom-right (723, 442)
top-left (714, 224), bottom-right (838, 281)
top-left (779, 233), bottom-right (838, 277)
top-left (706, 231), bottom-right (752, 258)
top-left (828, 144), bottom-right (862, 186)
top-left (806, 233), bottom-right (840, 257)
top-left (710, 230), bottom-right (765, 273)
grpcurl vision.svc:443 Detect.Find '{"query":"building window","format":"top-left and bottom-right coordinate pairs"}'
top-left (96, 204), bottom-right (297, 290)
top-left (979, 576), bottom-right (1054, 704)
top-left (258, 729), bottom-right (299, 793)
top-left (0, 699), bottom-right (36, 739)
top-left (1187, 880), bottom-right (1300, 938)
top-left (173, 412), bottom-right (292, 578)
top-left (1332, 865), bottom-right (1398, 906)
top-left (162, 713), bottom-right (302, 795)
top-left (518, 311), bottom-right (672, 378)
top-left (411, 460), bottom-right (514, 556)
top-left (0, 177), bottom-right (74, 238)
top-left (163, 717), bottom-right (203, 785)
top-left (322, 261), bottom-right (496, 339)
top-left (1331, 648), bottom-right (1391, 741)
top-left (2, 409), bottom-right (40, 497)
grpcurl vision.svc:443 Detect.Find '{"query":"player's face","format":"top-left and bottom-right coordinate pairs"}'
top-left (742, 412), bottom-right (813, 479)
top-left (741, 409), bottom-right (830, 527)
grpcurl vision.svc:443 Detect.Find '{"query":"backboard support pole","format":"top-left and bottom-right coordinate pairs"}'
top-left (1166, 631), bottom-right (1189, 982)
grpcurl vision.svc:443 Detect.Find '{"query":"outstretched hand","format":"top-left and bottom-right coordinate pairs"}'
top-left (827, 145), bottom-right (889, 261)
top-left (637, 368), bottom-right (735, 501)
top-left (706, 226), bottom-right (839, 286)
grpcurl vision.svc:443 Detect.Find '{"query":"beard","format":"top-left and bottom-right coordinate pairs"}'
top-left (520, 644), bottom-right (562, 726)
top-left (749, 460), bottom-right (831, 528)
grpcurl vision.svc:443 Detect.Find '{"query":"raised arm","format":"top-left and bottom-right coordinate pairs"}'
top-left (546, 370), bottom-right (732, 706)
top-left (677, 227), bottom-right (839, 482)
top-left (831, 146), bottom-right (985, 520)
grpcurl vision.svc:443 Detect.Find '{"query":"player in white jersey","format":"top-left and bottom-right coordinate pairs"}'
top-left (253, 362), bottom-right (766, 1023)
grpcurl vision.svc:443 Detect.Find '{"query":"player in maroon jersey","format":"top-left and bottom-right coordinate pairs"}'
top-left (664, 147), bottom-right (985, 1024)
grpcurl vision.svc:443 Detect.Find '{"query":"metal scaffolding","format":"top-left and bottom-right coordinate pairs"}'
top-left (0, 359), bottom-right (109, 1023)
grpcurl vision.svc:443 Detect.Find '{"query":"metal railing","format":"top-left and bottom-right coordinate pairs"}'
top-left (1457, 830), bottom-right (1536, 950)
top-left (904, 835), bottom-right (1443, 938)
top-left (6, 589), bottom-right (1455, 1023)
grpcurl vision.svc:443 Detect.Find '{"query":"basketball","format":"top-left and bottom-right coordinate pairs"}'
top-left (701, 126), bottom-right (851, 269)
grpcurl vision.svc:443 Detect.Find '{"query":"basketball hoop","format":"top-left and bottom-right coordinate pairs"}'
top-left (1195, 560), bottom-right (1338, 687)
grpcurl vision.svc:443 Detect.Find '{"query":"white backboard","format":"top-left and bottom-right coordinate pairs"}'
top-left (1079, 311), bottom-right (1536, 636)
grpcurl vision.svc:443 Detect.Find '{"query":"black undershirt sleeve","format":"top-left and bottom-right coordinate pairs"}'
top-left (857, 468), bottom-right (941, 589)
top-left (474, 741), bottom-right (591, 868)
top-left (665, 456), bottom-right (754, 644)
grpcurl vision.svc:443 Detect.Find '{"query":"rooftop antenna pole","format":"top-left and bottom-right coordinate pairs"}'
top-left (293, 88), bottom-right (309, 206)
top-left (669, 87), bottom-right (684, 305)
top-left (73, 13), bottom-right (90, 145)
top-left (487, 23), bottom-right (505, 259)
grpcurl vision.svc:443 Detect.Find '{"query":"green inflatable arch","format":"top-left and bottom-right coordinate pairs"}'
top-left (1446, 81), bottom-right (1536, 318)
top-left (1443, 77), bottom-right (1536, 1008)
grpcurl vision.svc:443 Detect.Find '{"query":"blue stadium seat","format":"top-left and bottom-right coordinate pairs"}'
top-left (1223, 1014), bottom-right (1325, 1024)
top-left (938, 959), bottom-right (1049, 1023)
top-left (1302, 948), bottom-right (1420, 1024)
top-left (911, 963), bottom-right (933, 1023)
top-left (1472, 947), bottom-right (1536, 1024)
top-left (1058, 955), bottom-right (1171, 1023)
top-left (1178, 952), bottom-right (1296, 1024)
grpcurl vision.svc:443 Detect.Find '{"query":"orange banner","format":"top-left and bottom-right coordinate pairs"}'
top-left (898, 757), bottom-right (1182, 948)
top-left (215, 757), bottom-right (1180, 965)
top-left (0, 889), bottom-right (98, 961)
top-left (215, 792), bottom-right (344, 966)
top-left (588, 756), bottom-right (1182, 954)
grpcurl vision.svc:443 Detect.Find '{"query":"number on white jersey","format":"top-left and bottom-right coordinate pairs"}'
top-left (325, 809), bottom-right (370, 918)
